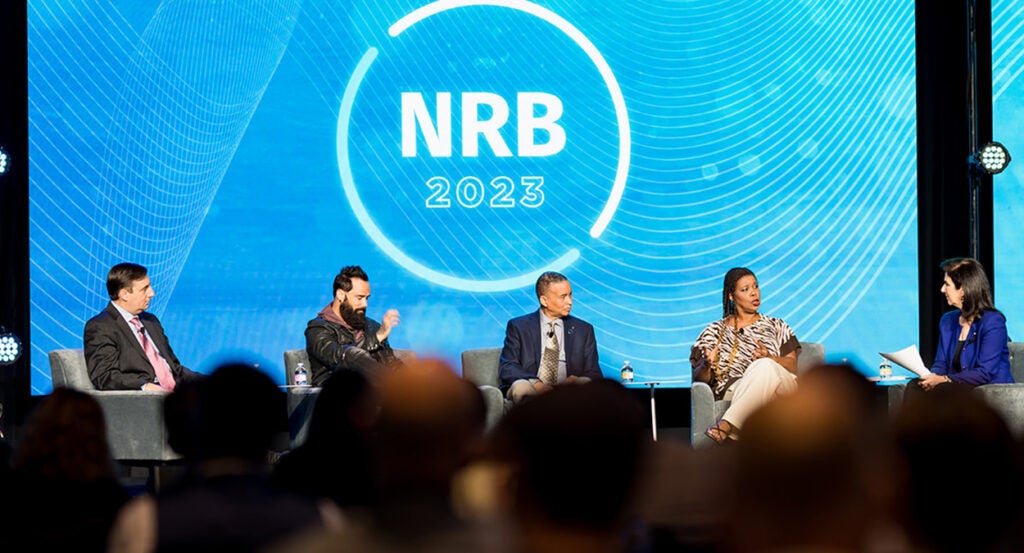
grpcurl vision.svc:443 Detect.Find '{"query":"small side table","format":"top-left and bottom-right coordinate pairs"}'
top-left (867, 375), bottom-right (910, 414)
top-left (622, 380), bottom-right (688, 441)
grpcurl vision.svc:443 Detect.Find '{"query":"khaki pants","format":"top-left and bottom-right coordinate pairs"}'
top-left (721, 357), bottom-right (798, 430)
top-left (507, 377), bottom-right (593, 404)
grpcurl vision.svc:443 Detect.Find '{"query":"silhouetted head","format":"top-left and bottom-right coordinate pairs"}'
top-left (733, 363), bottom-right (885, 552)
top-left (164, 379), bottom-right (204, 459)
top-left (191, 363), bottom-right (284, 462)
top-left (307, 369), bottom-right (377, 446)
top-left (895, 384), bottom-right (1019, 552)
top-left (491, 380), bottom-right (646, 533)
top-left (13, 387), bottom-right (116, 482)
top-left (372, 359), bottom-right (485, 501)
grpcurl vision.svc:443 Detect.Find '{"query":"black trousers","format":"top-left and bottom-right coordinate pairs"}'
top-left (902, 377), bottom-right (974, 407)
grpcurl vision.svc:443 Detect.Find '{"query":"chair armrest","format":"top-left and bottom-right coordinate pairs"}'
top-left (477, 385), bottom-right (506, 431)
top-left (690, 382), bottom-right (717, 448)
top-left (975, 383), bottom-right (1024, 437)
top-left (88, 391), bottom-right (178, 461)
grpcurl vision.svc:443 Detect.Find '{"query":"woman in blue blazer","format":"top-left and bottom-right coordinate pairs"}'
top-left (917, 257), bottom-right (1012, 391)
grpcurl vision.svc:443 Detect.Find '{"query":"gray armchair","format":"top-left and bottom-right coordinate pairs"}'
top-left (973, 342), bottom-right (1024, 436)
top-left (48, 348), bottom-right (179, 462)
top-left (690, 342), bottom-right (826, 448)
top-left (460, 347), bottom-right (507, 431)
top-left (283, 348), bottom-right (417, 448)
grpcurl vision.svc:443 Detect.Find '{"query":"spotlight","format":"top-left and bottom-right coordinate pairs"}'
top-left (0, 147), bottom-right (8, 175)
top-left (970, 141), bottom-right (1012, 175)
top-left (0, 330), bottom-right (21, 365)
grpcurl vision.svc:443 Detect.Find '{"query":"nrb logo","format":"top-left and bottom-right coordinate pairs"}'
top-left (337, 0), bottom-right (631, 292)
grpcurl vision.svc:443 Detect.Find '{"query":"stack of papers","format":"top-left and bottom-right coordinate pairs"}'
top-left (880, 345), bottom-right (932, 377)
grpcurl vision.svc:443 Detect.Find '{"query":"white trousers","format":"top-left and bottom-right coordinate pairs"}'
top-left (721, 357), bottom-right (798, 430)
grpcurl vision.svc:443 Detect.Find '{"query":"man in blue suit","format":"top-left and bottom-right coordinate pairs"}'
top-left (499, 272), bottom-right (603, 403)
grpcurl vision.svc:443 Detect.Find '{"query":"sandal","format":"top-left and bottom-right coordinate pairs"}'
top-left (704, 420), bottom-right (736, 445)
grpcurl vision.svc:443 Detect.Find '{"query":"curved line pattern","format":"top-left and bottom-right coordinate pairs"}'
top-left (993, 0), bottom-right (1024, 346)
top-left (28, 0), bottom-right (303, 392)
top-left (337, 47), bottom-right (582, 292)
top-left (28, 0), bottom-right (920, 389)
top-left (388, 0), bottom-right (630, 238)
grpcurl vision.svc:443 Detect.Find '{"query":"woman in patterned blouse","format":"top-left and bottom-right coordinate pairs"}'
top-left (690, 267), bottom-right (802, 444)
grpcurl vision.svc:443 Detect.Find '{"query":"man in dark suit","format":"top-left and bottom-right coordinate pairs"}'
top-left (499, 271), bottom-right (603, 403)
top-left (84, 263), bottom-right (201, 390)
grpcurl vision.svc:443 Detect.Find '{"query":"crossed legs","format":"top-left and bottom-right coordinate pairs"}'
top-left (706, 358), bottom-right (798, 444)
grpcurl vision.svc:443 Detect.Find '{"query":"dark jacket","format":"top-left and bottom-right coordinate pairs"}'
top-left (304, 313), bottom-right (398, 386)
top-left (83, 303), bottom-right (202, 390)
top-left (498, 310), bottom-right (602, 392)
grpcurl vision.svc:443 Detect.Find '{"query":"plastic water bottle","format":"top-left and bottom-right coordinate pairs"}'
top-left (620, 360), bottom-right (634, 383)
top-left (294, 362), bottom-right (308, 386)
top-left (879, 358), bottom-right (893, 380)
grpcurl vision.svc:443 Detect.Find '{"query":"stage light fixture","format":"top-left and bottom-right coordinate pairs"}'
top-left (970, 141), bottom-right (1012, 175)
top-left (0, 147), bottom-right (8, 175)
top-left (0, 331), bottom-right (22, 365)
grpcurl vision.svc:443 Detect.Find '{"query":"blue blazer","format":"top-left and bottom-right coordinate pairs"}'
top-left (932, 309), bottom-right (1013, 385)
top-left (498, 310), bottom-right (602, 392)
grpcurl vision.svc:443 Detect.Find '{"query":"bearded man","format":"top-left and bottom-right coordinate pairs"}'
top-left (305, 266), bottom-right (402, 386)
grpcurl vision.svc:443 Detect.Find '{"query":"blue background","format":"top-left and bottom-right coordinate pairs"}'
top-left (28, 0), bottom-right (919, 393)
top-left (994, 0), bottom-right (1024, 343)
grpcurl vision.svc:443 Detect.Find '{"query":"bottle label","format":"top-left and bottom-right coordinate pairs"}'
top-left (879, 361), bottom-right (892, 379)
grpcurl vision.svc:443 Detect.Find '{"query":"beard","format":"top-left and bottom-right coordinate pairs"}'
top-left (339, 300), bottom-right (367, 330)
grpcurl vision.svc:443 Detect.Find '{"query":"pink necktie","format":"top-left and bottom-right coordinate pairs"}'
top-left (130, 316), bottom-right (176, 391)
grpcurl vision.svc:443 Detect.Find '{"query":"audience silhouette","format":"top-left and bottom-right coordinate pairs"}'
top-left (895, 383), bottom-right (1022, 553)
top-left (10, 353), bottom-right (1024, 553)
top-left (730, 363), bottom-right (891, 552)
top-left (272, 358), bottom-right (498, 553)
top-left (108, 363), bottom-right (337, 553)
top-left (1, 388), bottom-right (128, 553)
top-left (271, 369), bottom-right (378, 509)
top-left (488, 379), bottom-right (647, 553)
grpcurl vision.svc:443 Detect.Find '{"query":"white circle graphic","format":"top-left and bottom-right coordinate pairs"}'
top-left (337, 0), bottom-right (631, 292)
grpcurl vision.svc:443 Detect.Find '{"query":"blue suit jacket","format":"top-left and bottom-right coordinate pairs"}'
top-left (498, 310), bottom-right (602, 392)
top-left (932, 309), bottom-right (1013, 385)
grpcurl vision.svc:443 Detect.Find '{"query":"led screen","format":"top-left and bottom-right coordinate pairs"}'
top-left (993, 0), bottom-right (1024, 342)
top-left (28, 0), bottom-right (918, 392)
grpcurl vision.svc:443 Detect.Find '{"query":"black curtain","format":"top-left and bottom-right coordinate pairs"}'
top-left (0, 0), bottom-right (30, 440)
top-left (915, 0), bottom-right (993, 365)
